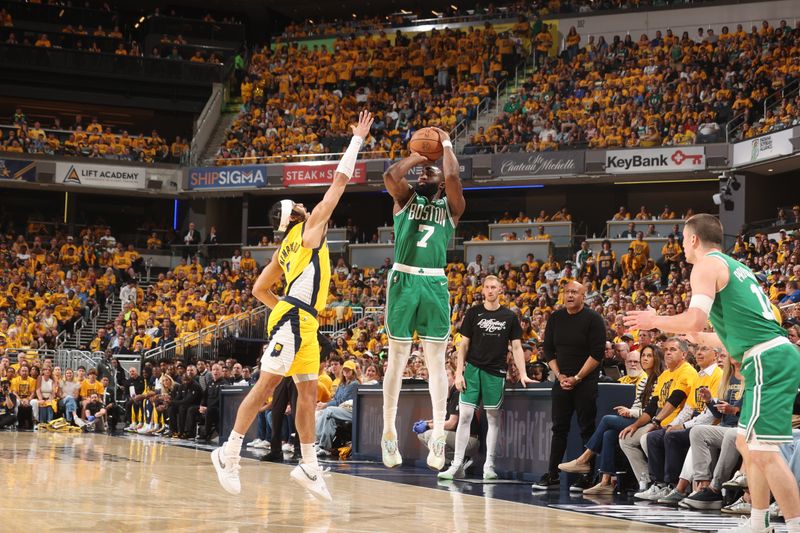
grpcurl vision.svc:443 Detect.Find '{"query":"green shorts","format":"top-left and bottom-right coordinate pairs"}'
top-left (738, 339), bottom-right (800, 445)
top-left (385, 269), bottom-right (450, 342)
top-left (459, 363), bottom-right (505, 410)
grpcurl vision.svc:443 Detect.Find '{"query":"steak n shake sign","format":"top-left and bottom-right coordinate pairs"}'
top-left (605, 147), bottom-right (706, 173)
top-left (491, 151), bottom-right (584, 178)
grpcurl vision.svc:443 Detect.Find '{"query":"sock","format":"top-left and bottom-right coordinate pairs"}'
top-left (300, 442), bottom-right (319, 470)
top-left (451, 403), bottom-right (475, 468)
top-left (786, 517), bottom-right (800, 533)
top-left (485, 409), bottom-right (501, 469)
top-left (382, 339), bottom-right (412, 438)
top-left (751, 508), bottom-right (769, 530)
top-left (422, 340), bottom-right (448, 439)
top-left (224, 430), bottom-right (244, 457)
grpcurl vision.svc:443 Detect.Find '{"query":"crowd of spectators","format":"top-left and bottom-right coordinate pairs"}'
top-left (275, 0), bottom-right (721, 41)
top-left (213, 23), bottom-right (531, 164)
top-left (0, 109), bottom-right (186, 162)
top-left (466, 20), bottom-right (800, 153)
top-left (0, 4), bottom-right (238, 62)
top-left (1, 201), bottom-right (799, 482)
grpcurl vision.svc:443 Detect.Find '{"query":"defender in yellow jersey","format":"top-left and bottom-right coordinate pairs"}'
top-left (262, 220), bottom-right (331, 376)
top-left (212, 110), bottom-right (374, 503)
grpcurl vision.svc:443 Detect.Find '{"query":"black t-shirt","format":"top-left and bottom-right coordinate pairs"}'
top-left (459, 304), bottom-right (522, 376)
top-left (446, 386), bottom-right (480, 436)
top-left (542, 306), bottom-right (606, 378)
top-left (86, 400), bottom-right (104, 416)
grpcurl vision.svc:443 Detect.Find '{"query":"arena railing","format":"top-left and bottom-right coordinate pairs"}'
top-left (726, 78), bottom-right (800, 142)
top-left (4, 348), bottom-right (56, 363)
top-left (321, 306), bottom-right (385, 337)
top-left (200, 149), bottom-right (390, 167)
top-left (143, 304), bottom-right (270, 364)
top-left (53, 349), bottom-right (103, 371)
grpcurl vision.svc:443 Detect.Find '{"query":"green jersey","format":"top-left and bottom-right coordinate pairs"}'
top-left (706, 251), bottom-right (786, 361)
top-left (393, 193), bottom-right (455, 269)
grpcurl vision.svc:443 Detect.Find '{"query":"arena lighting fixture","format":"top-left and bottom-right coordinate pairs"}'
top-left (612, 178), bottom-right (718, 185)
top-left (451, 5), bottom-right (458, 10)
top-left (462, 184), bottom-right (544, 191)
top-left (712, 172), bottom-right (739, 211)
top-left (431, 10), bottom-right (442, 16)
top-left (139, 16), bottom-right (145, 23)
top-left (768, 168), bottom-right (774, 172)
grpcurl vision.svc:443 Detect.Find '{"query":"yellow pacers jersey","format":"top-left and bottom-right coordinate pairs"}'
top-left (278, 222), bottom-right (331, 314)
top-left (686, 366), bottom-right (723, 413)
top-left (652, 361), bottom-right (698, 426)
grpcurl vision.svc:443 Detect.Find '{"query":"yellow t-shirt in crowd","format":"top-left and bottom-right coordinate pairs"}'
top-left (652, 361), bottom-right (697, 426)
top-left (11, 376), bottom-right (36, 398)
top-left (79, 379), bottom-right (105, 399)
top-left (686, 365), bottom-right (723, 413)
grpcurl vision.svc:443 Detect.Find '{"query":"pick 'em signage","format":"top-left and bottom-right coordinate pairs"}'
top-left (282, 162), bottom-right (366, 186)
top-left (491, 151), bottom-right (584, 178)
top-left (188, 165), bottom-right (267, 190)
top-left (0, 159), bottom-right (36, 181)
top-left (605, 147), bottom-right (706, 173)
top-left (55, 162), bottom-right (146, 189)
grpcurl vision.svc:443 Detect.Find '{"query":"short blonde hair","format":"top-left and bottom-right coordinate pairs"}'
top-left (483, 275), bottom-right (500, 286)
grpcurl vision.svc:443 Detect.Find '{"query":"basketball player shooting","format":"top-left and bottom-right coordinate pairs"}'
top-left (624, 214), bottom-right (800, 533)
top-left (211, 110), bottom-right (374, 501)
top-left (380, 127), bottom-right (466, 470)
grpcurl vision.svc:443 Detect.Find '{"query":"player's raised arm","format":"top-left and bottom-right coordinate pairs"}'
top-left (431, 127), bottom-right (465, 223)
top-left (383, 152), bottom-right (428, 209)
top-left (303, 110), bottom-right (373, 248)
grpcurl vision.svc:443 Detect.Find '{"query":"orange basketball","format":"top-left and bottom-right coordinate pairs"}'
top-left (408, 128), bottom-right (443, 162)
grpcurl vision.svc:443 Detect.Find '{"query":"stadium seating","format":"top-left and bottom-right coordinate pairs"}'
top-left (212, 24), bottom-right (530, 164)
top-left (466, 20), bottom-right (800, 152)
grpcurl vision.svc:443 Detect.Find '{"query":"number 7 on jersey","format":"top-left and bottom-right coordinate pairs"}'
top-left (416, 224), bottom-right (435, 248)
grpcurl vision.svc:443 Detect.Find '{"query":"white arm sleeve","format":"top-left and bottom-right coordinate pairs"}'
top-left (689, 294), bottom-right (714, 315)
top-left (335, 136), bottom-right (364, 180)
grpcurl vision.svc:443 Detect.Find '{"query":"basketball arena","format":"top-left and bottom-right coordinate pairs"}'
top-left (1, 0), bottom-right (800, 531)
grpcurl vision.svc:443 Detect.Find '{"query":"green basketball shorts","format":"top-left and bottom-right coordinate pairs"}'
top-left (459, 363), bottom-right (505, 410)
top-left (385, 268), bottom-right (450, 342)
top-left (738, 337), bottom-right (800, 445)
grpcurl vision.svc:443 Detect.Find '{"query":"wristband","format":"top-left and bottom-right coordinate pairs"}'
top-left (335, 135), bottom-right (363, 180)
top-left (441, 139), bottom-right (453, 149)
top-left (651, 419), bottom-right (662, 428)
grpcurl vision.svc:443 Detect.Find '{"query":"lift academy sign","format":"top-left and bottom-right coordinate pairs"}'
top-left (56, 162), bottom-right (146, 189)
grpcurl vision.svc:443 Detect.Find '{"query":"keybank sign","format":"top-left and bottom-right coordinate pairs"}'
top-left (605, 147), bottom-right (706, 173)
top-left (188, 165), bottom-right (267, 189)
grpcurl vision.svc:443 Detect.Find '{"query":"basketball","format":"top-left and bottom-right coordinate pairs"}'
top-left (408, 127), bottom-right (443, 162)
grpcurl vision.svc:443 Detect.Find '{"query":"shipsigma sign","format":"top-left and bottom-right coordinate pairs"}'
top-left (605, 147), bottom-right (706, 173)
top-left (188, 165), bottom-right (267, 189)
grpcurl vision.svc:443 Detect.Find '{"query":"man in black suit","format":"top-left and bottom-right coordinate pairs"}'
top-left (183, 222), bottom-right (201, 258)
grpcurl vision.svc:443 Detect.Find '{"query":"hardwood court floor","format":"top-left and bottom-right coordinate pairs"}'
top-left (0, 431), bottom-right (676, 533)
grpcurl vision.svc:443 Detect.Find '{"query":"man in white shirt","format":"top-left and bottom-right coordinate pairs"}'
top-left (467, 254), bottom-right (484, 275)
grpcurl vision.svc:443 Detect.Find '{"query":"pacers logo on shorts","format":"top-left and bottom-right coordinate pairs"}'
top-left (271, 343), bottom-right (283, 357)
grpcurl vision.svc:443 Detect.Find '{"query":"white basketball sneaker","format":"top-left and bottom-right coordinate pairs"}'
top-left (483, 466), bottom-right (499, 480)
top-left (290, 463), bottom-right (332, 501)
top-left (426, 434), bottom-right (446, 471)
top-left (717, 517), bottom-right (773, 533)
top-left (381, 433), bottom-right (402, 468)
top-left (211, 448), bottom-right (241, 495)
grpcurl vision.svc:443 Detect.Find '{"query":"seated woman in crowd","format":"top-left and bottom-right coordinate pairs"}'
top-left (557, 344), bottom-right (665, 494)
